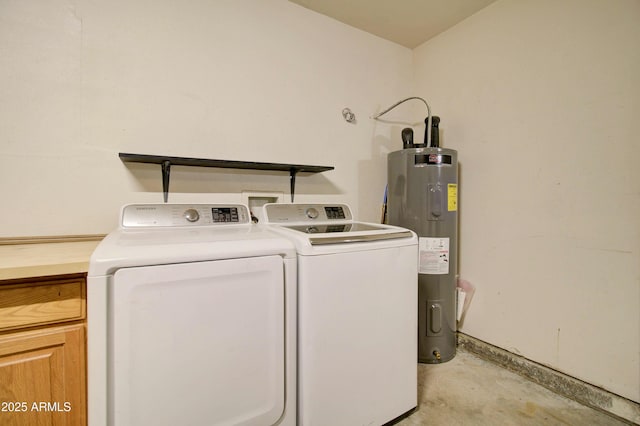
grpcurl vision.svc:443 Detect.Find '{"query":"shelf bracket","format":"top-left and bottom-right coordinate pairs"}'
top-left (161, 160), bottom-right (171, 203)
top-left (289, 168), bottom-right (299, 202)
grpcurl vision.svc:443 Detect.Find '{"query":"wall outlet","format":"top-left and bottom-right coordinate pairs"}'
top-left (241, 191), bottom-right (284, 223)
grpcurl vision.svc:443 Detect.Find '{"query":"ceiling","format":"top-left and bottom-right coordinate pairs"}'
top-left (289, 0), bottom-right (498, 48)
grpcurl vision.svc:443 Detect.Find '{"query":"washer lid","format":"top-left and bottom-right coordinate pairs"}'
top-left (307, 230), bottom-right (413, 245)
top-left (261, 203), bottom-right (415, 248)
top-left (281, 223), bottom-right (413, 245)
top-left (284, 223), bottom-right (383, 233)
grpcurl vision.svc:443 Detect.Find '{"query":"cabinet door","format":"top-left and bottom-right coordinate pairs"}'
top-left (0, 324), bottom-right (86, 426)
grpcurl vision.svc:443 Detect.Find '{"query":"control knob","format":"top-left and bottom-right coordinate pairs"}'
top-left (305, 208), bottom-right (319, 219)
top-left (184, 208), bottom-right (200, 223)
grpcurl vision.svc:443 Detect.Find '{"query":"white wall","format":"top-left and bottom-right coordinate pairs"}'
top-left (413, 0), bottom-right (640, 402)
top-left (3, 0), bottom-right (638, 404)
top-left (0, 0), bottom-right (412, 237)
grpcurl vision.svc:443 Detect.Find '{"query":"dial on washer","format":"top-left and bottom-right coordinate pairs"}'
top-left (184, 209), bottom-right (200, 222)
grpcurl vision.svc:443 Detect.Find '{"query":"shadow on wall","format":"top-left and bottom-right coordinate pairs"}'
top-left (358, 125), bottom-right (407, 223)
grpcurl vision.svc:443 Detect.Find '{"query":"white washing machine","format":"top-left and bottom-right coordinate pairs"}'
top-left (87, 204), bottom-right (297, 426)
top-left (262, 203), bottom-right (418, 426)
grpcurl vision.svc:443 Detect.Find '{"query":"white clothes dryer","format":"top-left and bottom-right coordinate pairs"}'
top-left (262, 203), bottom-right (418, 426)
top-left (87, 204), bottom-right (296, 426)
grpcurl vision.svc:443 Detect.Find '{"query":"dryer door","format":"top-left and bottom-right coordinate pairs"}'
top-left (110, 256), bottom-right (285, 426)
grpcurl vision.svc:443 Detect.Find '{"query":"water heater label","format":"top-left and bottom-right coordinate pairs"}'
top-left (448, 184), bottom-right (458, 211)
top-left (419, 237), bottom-right (450, 274)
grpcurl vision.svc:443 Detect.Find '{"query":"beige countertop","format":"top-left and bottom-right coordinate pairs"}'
top-left (0, 240), bottom-right (102, 281)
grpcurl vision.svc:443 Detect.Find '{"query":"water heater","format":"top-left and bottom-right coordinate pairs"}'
top-left (387, 119), bottom-right (458, 363)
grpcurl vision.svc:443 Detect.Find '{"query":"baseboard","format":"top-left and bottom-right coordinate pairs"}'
top-left (457, 332), bottom-right (640, 425)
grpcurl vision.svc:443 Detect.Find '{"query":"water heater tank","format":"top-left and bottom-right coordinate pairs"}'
top-left (387, 146), bottom-right (458, 363)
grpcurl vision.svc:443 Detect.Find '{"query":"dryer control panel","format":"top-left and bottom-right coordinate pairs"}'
top-left (121, 204), bottom-right (250, 228)
top-left (262, 203), bottom-right (353, 224)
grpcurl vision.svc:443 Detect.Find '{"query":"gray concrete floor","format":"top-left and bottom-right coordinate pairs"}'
top-left (397, 350), bottom-right (628, 425)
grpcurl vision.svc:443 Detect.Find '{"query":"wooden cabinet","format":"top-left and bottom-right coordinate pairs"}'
top-left (0, 275), bottom-right (86, 426)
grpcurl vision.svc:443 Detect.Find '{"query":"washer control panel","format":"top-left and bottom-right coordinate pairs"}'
top-left (121, 204), bottom-right (250, 228)
top-left (262, 203), bottom-right (352, 224)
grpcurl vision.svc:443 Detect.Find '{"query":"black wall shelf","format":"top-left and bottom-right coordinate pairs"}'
top-left (119, 153), bottom-right (334, 202)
